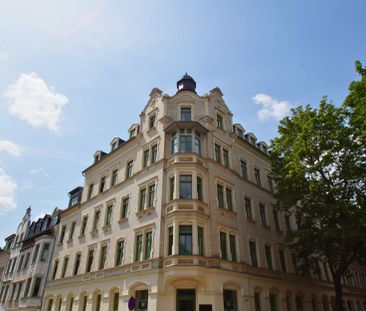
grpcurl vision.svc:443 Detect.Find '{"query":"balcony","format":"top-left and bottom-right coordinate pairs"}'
top-left (165, 200), bottom-right (208, 216)
top-left (167, 153), bottom-right (206, 168)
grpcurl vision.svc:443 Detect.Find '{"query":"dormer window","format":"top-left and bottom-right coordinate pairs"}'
top-left (111, 142), bottom-right (118, 150)
top-left (180, 107), bottom-right (191, 121)
top-left (149, 114), bottom-right (156, 129)
top-left (128, 124), bottom-right (139, 139)
top-left (129, 128), bottom-right (136, 138)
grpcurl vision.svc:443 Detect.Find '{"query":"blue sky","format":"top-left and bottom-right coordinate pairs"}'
top-left (0, 0), bottom-right (365, 246)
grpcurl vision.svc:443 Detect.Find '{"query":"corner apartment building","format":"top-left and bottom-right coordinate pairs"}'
top-left (41, 74), bottom-right (365, 311)
top-left (0, 208), bottom-right (60, 311)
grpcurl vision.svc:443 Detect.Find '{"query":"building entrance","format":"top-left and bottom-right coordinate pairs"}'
top-left (176, 289), bottom-right (196, 311)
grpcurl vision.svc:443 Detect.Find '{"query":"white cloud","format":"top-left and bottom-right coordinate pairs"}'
top-left (4, 73), bottom-right (69, 133)
top-left (0, 140), bottom-right (22, 157)
top-left (252, 93), bottom-right (292, 121)
top-left (30, 167), bottom-right (49, 178)
top-left (0, 168), bottom-right (17, 215)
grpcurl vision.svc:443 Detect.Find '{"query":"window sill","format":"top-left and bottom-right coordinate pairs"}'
top-left (217, 207), bottom-right (237, 218)
top-left (261, 224), bottom-right (270, 229)
top-left (66, 239), bottom-right (73, 244)
top-left (78, 234), bottom-right (85, 240)
top-left (102, 224), bottom-right (111, 232)
top-left (136, 206), bottom-right (155, 219)
top-left (90, 229), bottom-right (98, 237)
top-left (118, 218), bottom-right (128, 224)
top-left (246, 219), bottom-right (256, 224)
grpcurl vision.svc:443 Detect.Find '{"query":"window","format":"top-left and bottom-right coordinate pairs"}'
top-left (220, 232), bottom-right (227, 260)
top-left (40, 243), bottom-right (50, 261)
top-left (197, 176), bottom-right (203, 201)
top-left (99, 245), bottom-right (107, 270)
top-left (259, 203), bottom-right (267, 225)
top-left (24, 279), bottom-right (31, 297)
top-left (139, 188), bottom-right (146, 211)
top-left (229, 235), bottom-right (237, 262)
top-left (267, 175), bottom-right (274, 192)
top-left (129, 128), bottom-right (136, 138)
top-left (226, 188), bottom-right (233, 211)
top-left (121, 197), bottom-right (129, 219)
top-left (52, 259), bottom-right (59, 279)
top-left (105, 204), bottom-right (113, 225)
top-left (179, 225), bottom-right (192, 255)
top-left (93, 210), bottom-right (100, 230)
top-left (31, 277), bottom-right (42, 297)
top-left (134, 234), bottom-right (143, 262)
top-left (279, 248), bottom-right (287, 273)
top-left (181, 107), bottom-right (191, 120)
top-left (126, 160), bottom-right (133, 179)
top-left (171, 129), bottom-right (201, 154)
top-left (217, 184), bottom-right (224, 208)
top-left (273, 209), bottom-right (280, 231)
top-left (169, 176), bottom-right (175, 201)
top-left (115, 240), bottom-right (124, 266)
top-left (270, 294), bottom-right (278, 311)
top-left (112, 292), bottom-right (119, 311)
top-left (69, 222), bottom-right (76, 240)
top-left (23, 253), bottom-right (30, 269)
top-left (198, 227), bottom-right (204, 256)
top-left (249, 241), bottom-right (258, 267)
top-left (151, 144), bottom-right (158, 163)
top-left (80, 216), bottom-right (88, 235)
top-left (254, 292), bottom-right (261, 311)
top-left (87, 184), bottom-right (94, 199)
top-left (143, 149), bottom-right (149, 168)
top-left (99, 176), bottom-right (106, 193)
top-left (245, 198), bottom-right (253, 220)
top-left (223, 289), bottom-right (237, 311)
top-left (240, 160), bottom-right (247, 179)
top-left (32, 245), bottom-right (40, 264)
top-left (223, 149), bottom-right (229, 167)
top-left (18, 255), bottom-right (24, 271)
top-left (180, 134), bottom-right (192, 152)
top-left (86, 249), bottom-right (94, 273)
top-left (46, 298), bottom-right (54, 311)
top-left (111, 169), bottom-right (118, 186)
top-left (95, 293), bottom-right (101, 311)
top-left (254, 168), bottom-right (261, 186)
top-left (144, 232), bottom-right (152, 260)
top-left (217, 114), bottom-right (223, 129)
top-left (148, 184), bottom-right (155, 208)
top-left (61, 257), bottom-right (68, 278)
top-left (168, 227), bottom-right (174, 256)
top-left (285, 215), bottom-right (291, 231)
top-left (67, 297), bottom-right (74, 311)
top-left (73, 253), bottom-right (81, 275)
top-left (135, 290), bottom-right (148, 311)
top-left (214, 144), bottom-right (221, 163)
top-left (180, 175), bottom-right (192, 199)
top-left (149, 114), bottom-right (156, 129)
top-left (265, 245), bottom-right (273, 270)
top-left (60, 226), bottom-right (66, 243)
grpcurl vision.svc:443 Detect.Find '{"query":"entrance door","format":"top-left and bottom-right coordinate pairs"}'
top-left (177, 289), bottom-right (196, 311)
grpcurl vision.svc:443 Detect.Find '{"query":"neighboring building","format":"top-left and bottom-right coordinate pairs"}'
top-left (0, 208), bottom-right (60, 311)
top-left (36, 74), bottom-right (366, 311)
top-left (0, 236), bottom-right (13, 286)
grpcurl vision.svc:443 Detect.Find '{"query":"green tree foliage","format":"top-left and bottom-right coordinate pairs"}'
top-left (270, 98), bottom-right (366, 311)
top-left (344, 61), bottom-right (366, 141)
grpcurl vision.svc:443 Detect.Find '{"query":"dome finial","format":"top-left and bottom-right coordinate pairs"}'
top-left (176, 73), bottom-right (196, 94)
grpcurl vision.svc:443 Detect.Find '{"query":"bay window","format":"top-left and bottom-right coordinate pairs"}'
top-left (171, 129), bottom-right (201, 155)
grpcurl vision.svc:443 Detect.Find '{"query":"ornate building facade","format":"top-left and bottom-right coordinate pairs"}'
top-left (0, 208), bottom-right (60, 311)
top-left (15, 75), bottom-right (366, 311)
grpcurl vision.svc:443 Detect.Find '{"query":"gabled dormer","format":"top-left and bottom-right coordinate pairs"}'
top-left (128, 124), bottom-right (139, 139)
top-left (68, 186), bottom-right (83, 208)
top-left (110, 137), bottom-right (125, 152)
top-left (94, 150), bottom-right (107, 163)
top-left (233, 123), bottom-right (245, 138)
top-left (245, 132), bottom-right (257, 146)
